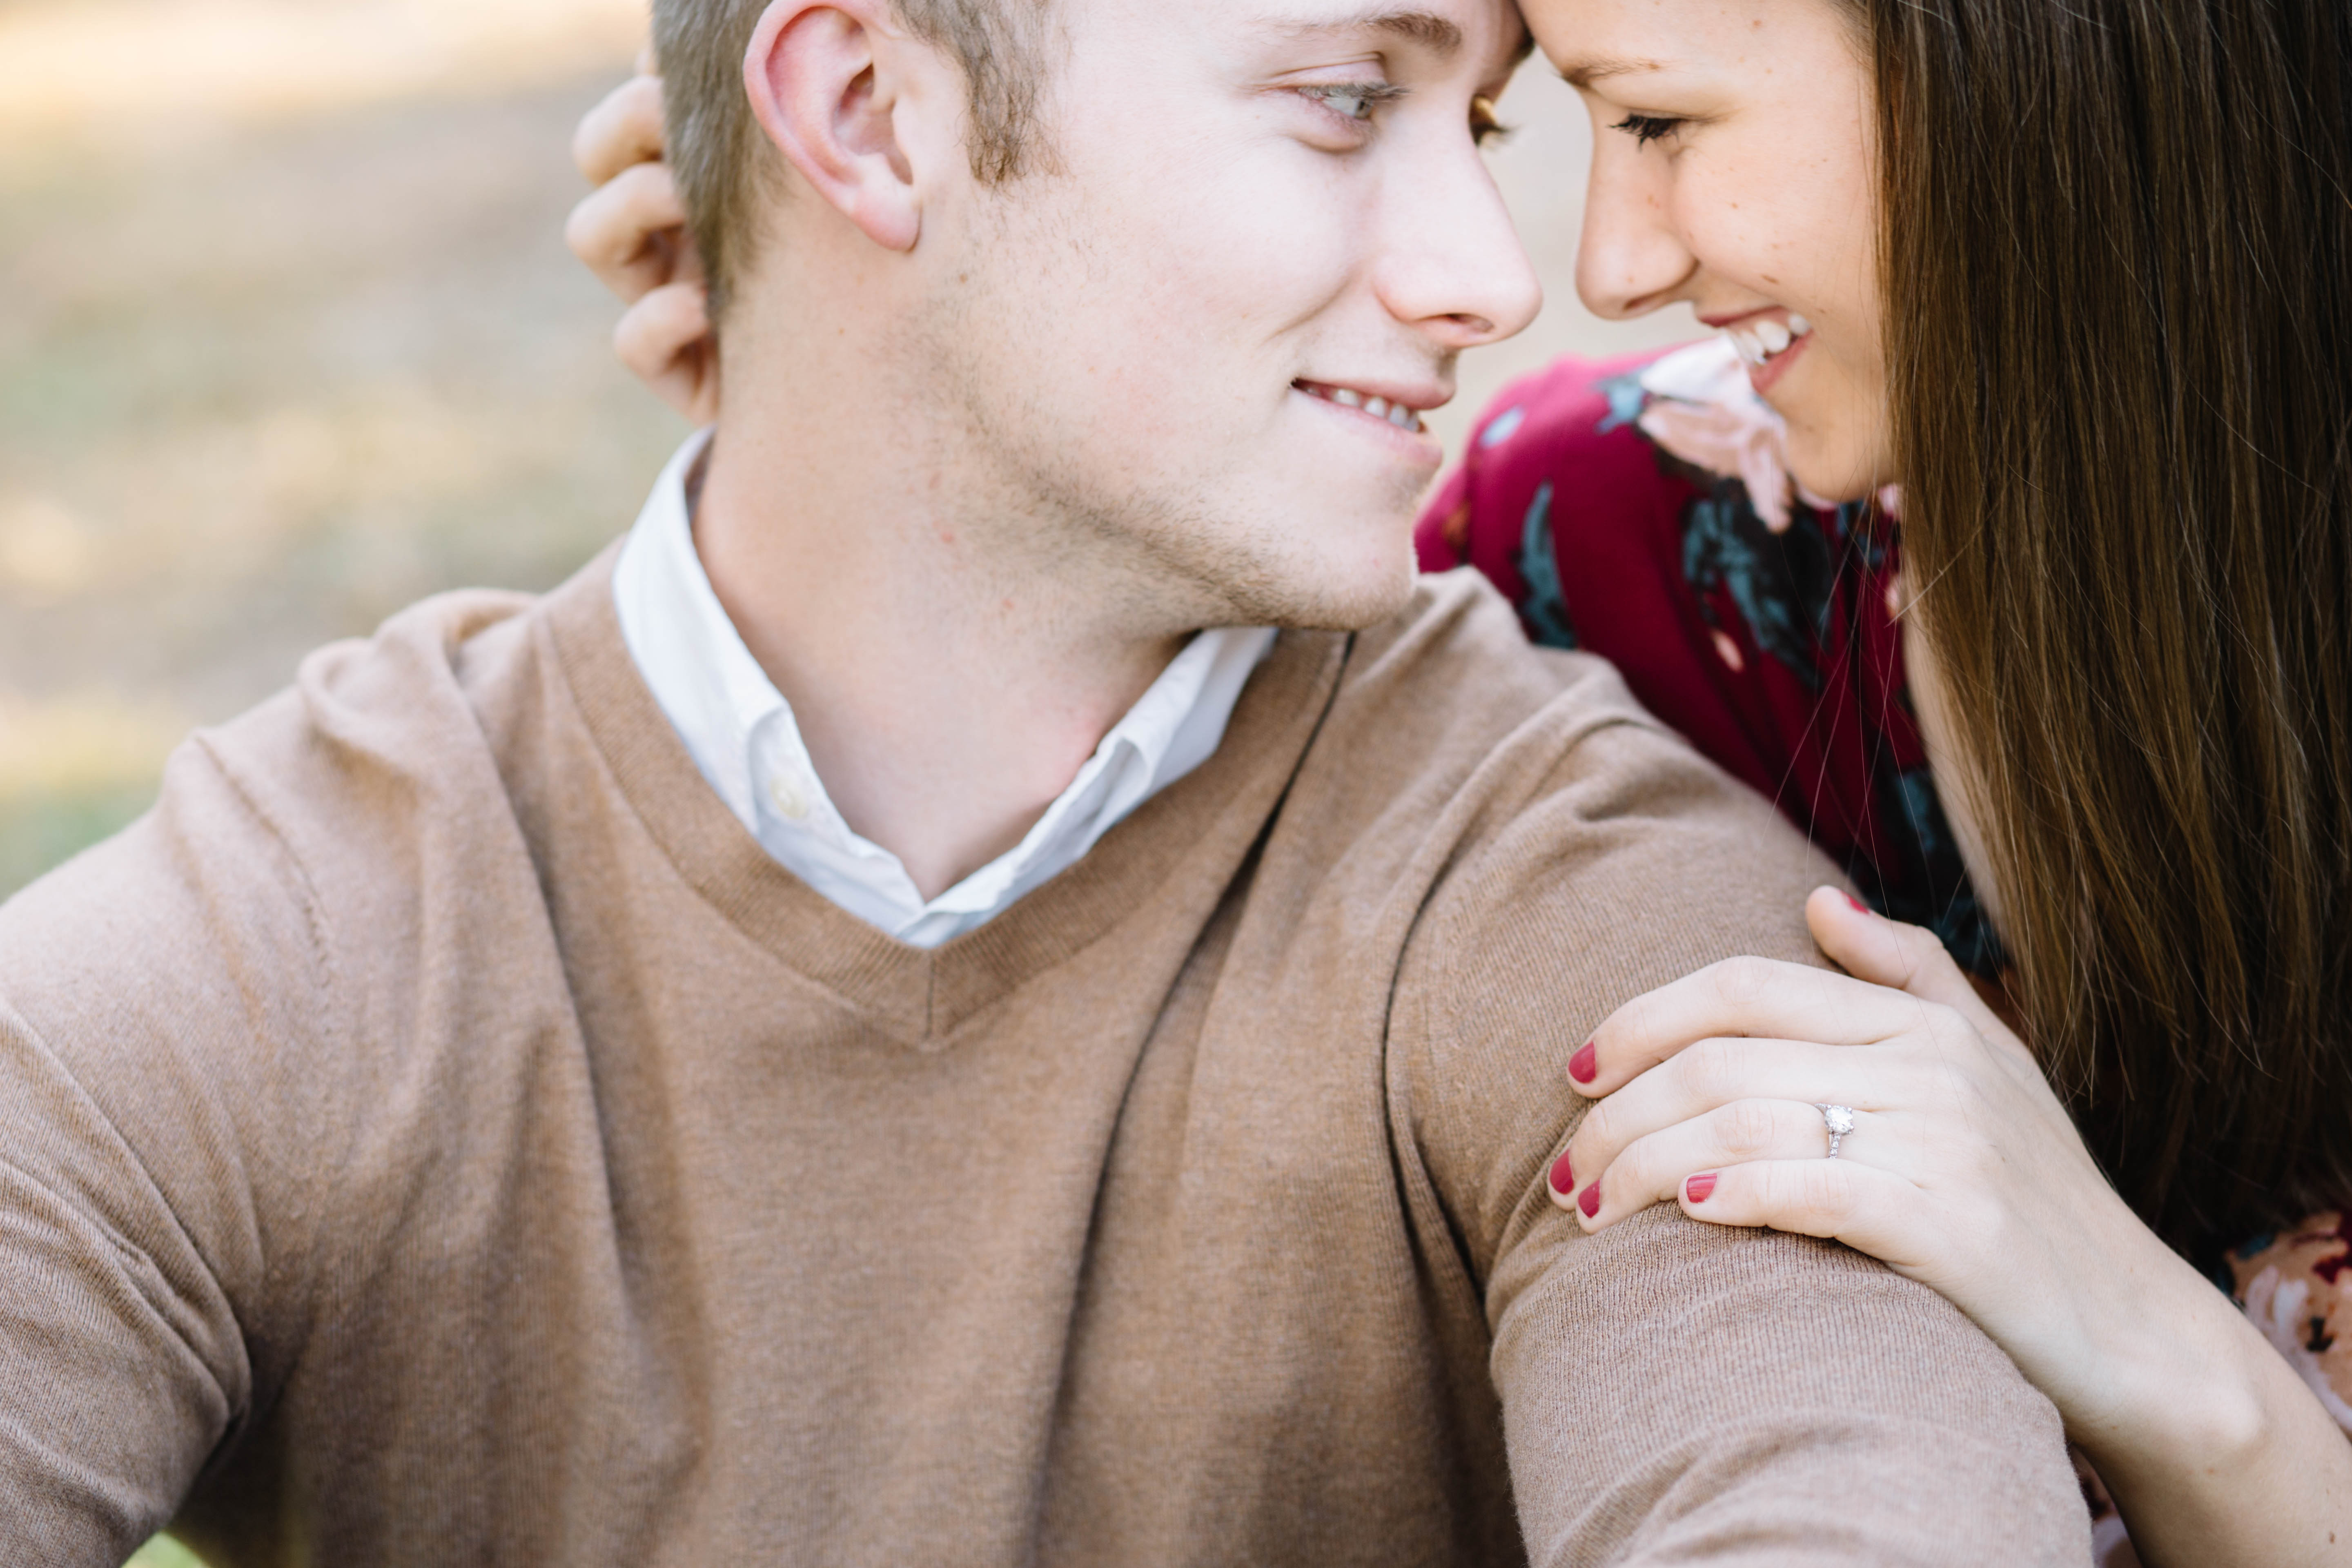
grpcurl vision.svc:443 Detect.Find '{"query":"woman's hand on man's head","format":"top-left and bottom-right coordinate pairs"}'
top-left (568, 60), bottom-right (720, 425)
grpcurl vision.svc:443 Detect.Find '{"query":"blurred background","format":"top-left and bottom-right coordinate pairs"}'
top-left (0, 0), bottom-right (1692, 906)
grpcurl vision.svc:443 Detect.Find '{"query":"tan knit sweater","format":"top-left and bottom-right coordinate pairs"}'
top-left (0, 554), bottom-right (2089, 1566)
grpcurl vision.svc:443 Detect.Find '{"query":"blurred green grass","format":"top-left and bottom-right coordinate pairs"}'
top-left (0, 4), bottom-right (688, 903)
top-left (0, 783), bottom-right (155, 894)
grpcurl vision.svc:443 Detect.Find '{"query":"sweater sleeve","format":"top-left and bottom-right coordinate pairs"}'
top-left (1390, 712), bottom-right (2091, 1566)
top-left (0, 725), bottom-right (335, 1565)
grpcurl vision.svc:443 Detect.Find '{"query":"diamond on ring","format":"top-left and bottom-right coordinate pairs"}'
top-left (1816, 1103), bottom-right (1856, 1159)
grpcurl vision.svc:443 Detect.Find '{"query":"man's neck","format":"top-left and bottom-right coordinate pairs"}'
top-left (691, 418), bottom-right (1193, 903)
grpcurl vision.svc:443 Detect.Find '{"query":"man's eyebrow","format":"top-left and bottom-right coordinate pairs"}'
top-left (1556, 56), bottom-right (1664, 89)
top-left (1264, 8), bottom-right (1467, 56)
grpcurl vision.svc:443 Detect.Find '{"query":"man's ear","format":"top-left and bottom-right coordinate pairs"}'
top-left (742, 1), bottom-right (936, 253)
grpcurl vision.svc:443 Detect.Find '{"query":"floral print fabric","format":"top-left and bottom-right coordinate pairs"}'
top-left (2231, 1215), bottom-right (2352, 1428)
top-left (1414, 341), bottom-right (1997, 971)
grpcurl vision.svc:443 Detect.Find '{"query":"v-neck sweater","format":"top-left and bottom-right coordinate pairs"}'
top-left (0, 550), bottom-right (2088, 1566)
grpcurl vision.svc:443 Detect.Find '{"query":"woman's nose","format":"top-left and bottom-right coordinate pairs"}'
top-left (1575, 128), bottom-right (1697, 320)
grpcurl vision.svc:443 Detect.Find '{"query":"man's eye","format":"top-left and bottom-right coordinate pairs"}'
top-left (1301, 84), bottom-right (1404, 123)
top-left (1612, 113), bottom-right (1684, 147)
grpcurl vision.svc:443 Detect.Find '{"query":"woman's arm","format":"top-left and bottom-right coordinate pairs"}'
top-left (566, 66), bottom-right (718, 423)
top-left (1557, 889), bottom-right (2352, 1565)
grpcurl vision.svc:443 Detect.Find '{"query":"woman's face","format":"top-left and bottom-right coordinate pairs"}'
top-left (1522, 0), bottom-right (1889, 501)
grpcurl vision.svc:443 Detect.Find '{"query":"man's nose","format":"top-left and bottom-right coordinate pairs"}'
top-left (1373, 143), bottom-right (1545, 350)
top-left (1574, 129), bottom-right (1696, 320)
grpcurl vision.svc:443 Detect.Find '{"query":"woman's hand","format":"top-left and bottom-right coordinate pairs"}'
top-left (1554, 886), bottom-right (2352, 1566)
top-left (566, 59), bottom-right (719, 424)
top-left (1554, 888), bottom-right (2115, 1339)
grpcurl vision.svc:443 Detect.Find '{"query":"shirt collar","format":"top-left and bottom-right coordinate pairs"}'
top-left (612, 431), bottom-right (1276, 948)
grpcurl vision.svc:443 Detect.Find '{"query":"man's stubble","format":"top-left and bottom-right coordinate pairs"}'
top-left (895, 195), bottom-right (1428, 641)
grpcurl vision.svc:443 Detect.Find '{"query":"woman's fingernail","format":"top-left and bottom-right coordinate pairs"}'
top-left (1686, 1172), bottom-right (1719, 1203)
top-left (1548, 1148), bottom-right (1575, 1197)
top-left (1578, 1183), bottom-right (1602, 1218)
top-left (1568, 1041), bottom-right (1599, 1084)
top-left (1844, 893), bottom-right (1872, 915)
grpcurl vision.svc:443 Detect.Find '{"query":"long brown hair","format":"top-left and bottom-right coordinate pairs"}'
top-left (1871, 0), bottom-right (2352, 1257)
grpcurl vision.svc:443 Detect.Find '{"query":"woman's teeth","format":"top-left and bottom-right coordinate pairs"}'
top-left (1301, 381), bottom-right (1426, 433)
top-left (1727, 313), bottom-right (1812, 367)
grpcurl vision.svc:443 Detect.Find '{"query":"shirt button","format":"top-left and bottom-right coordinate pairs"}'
top-left (768, 772), bottom-right (814, 822)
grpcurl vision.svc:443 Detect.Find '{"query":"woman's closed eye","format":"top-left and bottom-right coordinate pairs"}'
top-left (1611, 112), bottom-right (1684, 147)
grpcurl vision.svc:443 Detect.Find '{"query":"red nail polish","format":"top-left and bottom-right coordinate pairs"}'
top-left (1568, 1041), bottom-right (1599, 1084)
top-left (1686, 1172), bottom-right (1719, 1203)
top-left (1578, 1183), bottom-right (1601, 1218)
top-left (1548, 1149), bottom-right (1575, 1196)
top-left (1844, 893), bottom-right (1871, 915)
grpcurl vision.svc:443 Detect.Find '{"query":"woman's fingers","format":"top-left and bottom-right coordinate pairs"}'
top-left (566, 163), bottom-right (692, 305)
top-left (616, 282), bottom-right (719, 423)
top-left (1564, 1036), bottom-right (1909, 1198)
top-left (1557, 1097), bottom-right (1908, 1226)
top-left (1572, 949), bottom-right (1960, 1097)
top-left (1676, 1155), bottom-right (1925, 1267)
top-left (574, 73), bottom-right (669, 185)
top-left (570, 65), bottom-right (722, 419)
top-left (1803, 887), bottom-right (2007, 1035)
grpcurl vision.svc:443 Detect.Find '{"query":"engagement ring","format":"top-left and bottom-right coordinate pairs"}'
top-left (1816, 1103), bottom-right (1856, 1159)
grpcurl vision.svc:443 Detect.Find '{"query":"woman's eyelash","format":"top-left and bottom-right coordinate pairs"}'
top-left (1299, 82), bottom-right (1410, 124)
top-left (1612, 113), bottom-right (1684, 147)
top-left (1470, 94), bottom-right (1515, 147)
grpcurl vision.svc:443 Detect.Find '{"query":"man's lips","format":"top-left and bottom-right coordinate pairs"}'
top-left (1292, 379), bottom-right (1443, 435)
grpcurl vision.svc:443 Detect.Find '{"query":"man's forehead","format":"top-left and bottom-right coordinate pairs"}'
top-left (1237, 0), bottom-right (1532, 69)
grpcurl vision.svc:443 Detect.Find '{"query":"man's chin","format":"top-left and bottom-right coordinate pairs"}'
top-left (1226, 553), bottom-right (1421, 635)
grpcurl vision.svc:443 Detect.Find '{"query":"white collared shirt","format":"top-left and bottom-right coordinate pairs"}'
top-left (612, 433), bottom-right (1277, 949)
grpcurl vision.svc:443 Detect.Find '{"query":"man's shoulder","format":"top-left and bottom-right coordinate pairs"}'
top-left (1338, 566), bottom-right (1652, 748)
top-left (1314, 571), bottom-right (1841, 1265)
top-left (1363, 572), bottom-right (1835, 1042)
top-left (0, 563), bottom-right (592, 1037)
top-left (1344, 563), bottom-right (1816, 856)
top-left (1321, 567), bottom-right (1775, 858)
top-left (196, 555), bottom-right (619, 877)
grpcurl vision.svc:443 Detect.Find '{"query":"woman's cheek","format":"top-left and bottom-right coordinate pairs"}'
top-left (1776, 343), bottom-right (1895, 504)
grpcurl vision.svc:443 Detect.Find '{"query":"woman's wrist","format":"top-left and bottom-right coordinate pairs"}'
top-left (2072, 1254), bottom-right (2273, 1460)
top-left (2065, 1237), bottom-right (2352, 1566)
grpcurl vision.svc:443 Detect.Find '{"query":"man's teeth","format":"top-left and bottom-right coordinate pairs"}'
top-left (1727, 313), bottom-right (1813, 367)
top-left (1306, 383), bottom-right (1425, 432)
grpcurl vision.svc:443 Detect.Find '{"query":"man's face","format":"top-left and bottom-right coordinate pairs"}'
top-left (915, 0), bottom-right (1542, 632)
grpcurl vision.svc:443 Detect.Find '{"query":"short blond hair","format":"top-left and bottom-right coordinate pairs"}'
top-left (653, 0), bottom-right (1057, 326)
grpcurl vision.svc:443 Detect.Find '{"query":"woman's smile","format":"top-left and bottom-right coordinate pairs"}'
top-left (1700, 305), bottom-right (1817, 395)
